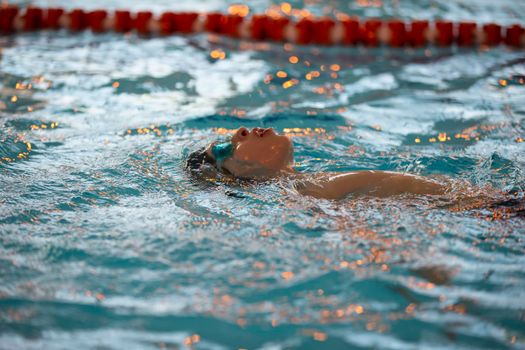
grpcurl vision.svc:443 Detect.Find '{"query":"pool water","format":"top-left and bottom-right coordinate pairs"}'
top-left (1, 0), bottom-right (525, 349)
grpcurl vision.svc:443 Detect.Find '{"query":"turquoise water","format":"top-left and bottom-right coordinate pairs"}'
top-left (1, 1), bottom-right (525, 349)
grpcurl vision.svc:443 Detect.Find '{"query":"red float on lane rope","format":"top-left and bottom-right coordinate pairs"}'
top-left (435, 20), bottom-right (454, 46)
top-left (458, 22), bottom-right (477, 46)
top-left (408, 20), bottom-right (429, 47)
top-left (342, 18), bottom-right (360, 45)
top-left (205, 13), bottom-right (223, 33)
top-left (0, 6), bottom-right (19, 33)
top-left (505, 24), bottom-right (524, 47)
top-left (88, 10), bottom-right (107, 33)
top-left (295, 18), bottom-right (313, 44)
top-left (483, 23), bottom-right (501, 46)
top-left (388, 20), bottom-right (406, 47)
top-left (44, 8), bottom-right (64, 30)
top-left (220, 14), bottom-right (243, 37)
top-left (115, 10), bottom-right (133, 33)
top-left (68, 9), bottom-right (87, 31)
top-left (250, 14), bottom-right (267, 40)
top-left (159, 12), bottom-right (176, 35)
top-left (174, 12), bottom-right (199, 33)
top-left (312, 18), bottom-right (335, 45)
top-left (361, 19), bottom-right (382, 46)
top-left (23, 7), bottom-right (44, 31)
top-left (135, 11), bottom-right (152, 35)
top-left (264, 17), bottom-right (289, 42)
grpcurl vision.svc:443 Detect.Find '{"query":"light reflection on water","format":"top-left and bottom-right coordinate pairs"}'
top-left (1, 0), bottom-right (525, 349)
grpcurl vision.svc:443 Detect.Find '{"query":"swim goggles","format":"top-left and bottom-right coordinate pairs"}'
top-left (211, 141), bottom-right (234, 164)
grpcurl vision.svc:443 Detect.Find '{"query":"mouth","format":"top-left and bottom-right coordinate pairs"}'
top-left (252, 127), bottom-right (275, 138)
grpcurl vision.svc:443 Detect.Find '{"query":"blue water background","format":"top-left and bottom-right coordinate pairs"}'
top-left (1, 0), bottom-right (525, 349)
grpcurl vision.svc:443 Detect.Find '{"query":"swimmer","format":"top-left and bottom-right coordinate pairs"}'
top-left (186, 127), bottom-right (447, 200)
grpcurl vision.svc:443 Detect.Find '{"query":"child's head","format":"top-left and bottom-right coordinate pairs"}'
top-left (186, 127), bottom-right (294, 179)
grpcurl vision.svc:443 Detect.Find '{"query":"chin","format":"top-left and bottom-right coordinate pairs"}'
top-left (267, 134), bottom-right (294, 167)
top-left (281, 138), bottom-right (294, 165)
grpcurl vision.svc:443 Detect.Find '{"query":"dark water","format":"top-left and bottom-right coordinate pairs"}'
top-left (1, 1), bottom-right (525, 349)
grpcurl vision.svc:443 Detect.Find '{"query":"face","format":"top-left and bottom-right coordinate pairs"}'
top-left (209, 127), bottom-right (294, 178)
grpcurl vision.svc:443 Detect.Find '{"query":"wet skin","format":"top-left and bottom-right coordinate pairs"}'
top-left (206, 127), bottom-right (446, 200)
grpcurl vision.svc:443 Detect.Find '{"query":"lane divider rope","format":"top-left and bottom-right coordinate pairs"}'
top-left (1, 5), bottom-right (524, 48)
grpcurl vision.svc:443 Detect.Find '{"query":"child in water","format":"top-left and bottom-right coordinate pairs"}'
top-left (186, 126), bottom-right (447, 200)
